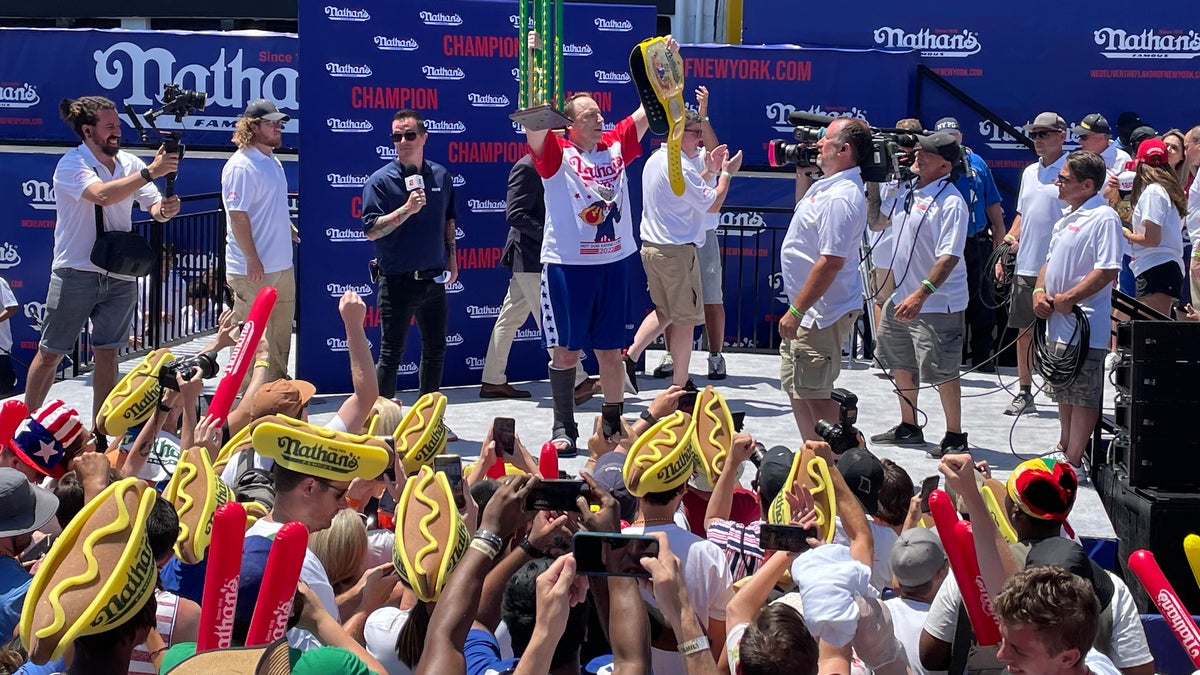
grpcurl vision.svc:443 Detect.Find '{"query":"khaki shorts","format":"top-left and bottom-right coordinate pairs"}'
top-left (641, 243), bottom-right (704, 325)
top-left (870, 267), bottom-right (895, 307)
top-left (1007, 275), bottom-right (1038, 328)
top-left (1045, 347), bottom-right (1106, 407)
top-left (780, 311), bottom-right (860, 399)
top-left (876, 300), bottom-right (964, 385)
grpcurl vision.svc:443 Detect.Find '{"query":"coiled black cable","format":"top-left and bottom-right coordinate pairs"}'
top-left (1032, 305), bottom-right (1090, 388)
top-left (981, 241), bottom-right (1016, 310)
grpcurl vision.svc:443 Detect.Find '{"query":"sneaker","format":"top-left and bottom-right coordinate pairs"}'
top-left (972, 357), bottom-right (997, 374)
top-left (622, 354), bottom-right (639, 394)
top-left (707, 353), bottom-right (727, 380)
top-left (928, 431), bottom-right (969, 459)
top-left (652, 353), bottom-right (674, 379)
top-left (1104, 351), bottom-right (1121, 372)
top-left (870, 422), bottom-right (925, 446)
top-left (1004, 392), bottom-right (1036, 416)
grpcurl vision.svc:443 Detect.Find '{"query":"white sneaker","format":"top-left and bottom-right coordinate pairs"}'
top-left (652, 353), bottom-right (674, 378)
top-left (707, 353), bottom-right (727, 380)
top-left (1104, 351), bottom-right (1120, 372)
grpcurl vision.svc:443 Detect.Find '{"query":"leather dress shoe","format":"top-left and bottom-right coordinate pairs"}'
top-left (479, 382), bottom-right (532, 399)
top-left (574, 377), bottom-right (600, 406)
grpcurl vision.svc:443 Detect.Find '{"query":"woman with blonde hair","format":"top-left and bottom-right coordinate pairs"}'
top-left (1124, 138), bottom-right (1188, 317)
top-left (308, 507), bottom-right (368, 596)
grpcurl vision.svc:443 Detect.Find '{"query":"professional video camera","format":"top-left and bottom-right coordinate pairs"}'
top-left (814, 388), bottom-right (861, 455)
top-left (158, 350), bottom-right (221, 391)
top-left (767, 111), bottom-right (933, 183)
top-left (125, 83), bottom-right (208, 197)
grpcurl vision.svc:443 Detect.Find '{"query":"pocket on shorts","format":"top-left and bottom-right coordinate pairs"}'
top-left (45, 272), bottom-right (64, 310)
top-left (793, 349), bottom-right (833, 392)
top-left (930, 327), bottom-right (964, 376)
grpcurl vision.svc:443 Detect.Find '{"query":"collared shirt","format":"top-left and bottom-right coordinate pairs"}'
top-left (888, 178), bottom-right (969, 313)
top-left (1101, 142), bottom-right (1133, 174)
top-left (1187, 176), bottom-right (1200, 244)
top-left (1014, 153), bottom-right (1067, 276)
top-left (639, 145), bottom-right (718, 246)
top-left (1128, 183), bottom-right (1184, 276)
top-left (51, 143), bottom-right (162, 280)
top-left (952, 149), bottom-right (1001, 236)
top-left (361, 159), bottom-right (456, 274)
top-left (780, 166), bottom-right (868, 328)
top-left (1044, 194), bottom-right (1123, 350)
top-left (222, 146), bottom-right (293, 275)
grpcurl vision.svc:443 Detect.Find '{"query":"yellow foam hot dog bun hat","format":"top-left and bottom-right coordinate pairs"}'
top-left (392, 392), bottom-right (448, 475)
top-left (688, 386), bottom-right (735, 486)
top-left (20, 477), bottom-right (157, 664)
top-left (767, 446), bottom-right (837, 543)
top-left (623, 411), bottom-right (694, 498)
top-left (96, 349), bottom-right (174, 436)
top-left (163, 446), bottom-right (235, 564)
top-left (393, 465), bottom-right (470, 602)
top-left (212, 422), bottom-right (254, 476)
top-left (251, 415), bottom-right (391, 481)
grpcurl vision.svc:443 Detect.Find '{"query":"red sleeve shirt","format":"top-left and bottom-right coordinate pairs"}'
top-left (528, 116), bottom-right (641, 179)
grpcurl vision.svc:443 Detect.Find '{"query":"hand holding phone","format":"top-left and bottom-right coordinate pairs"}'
top-left (919, 475), bottom-right (940, 514)
top-left (601, 404), bottom-right (624, 442)
top-left (493, 417), bottom-right (516, 455)
top-left (525, 479), bottom-right (590, 512)
top-left (759, 524), bottom-right (818, 553)
top-left (573, 532), bottom-right (659, 578)
top-left (433, 454), bottom-right (466, 511)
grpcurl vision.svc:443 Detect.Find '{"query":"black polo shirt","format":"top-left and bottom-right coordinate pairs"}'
top-left (361, 159), bottom-right (456, 274)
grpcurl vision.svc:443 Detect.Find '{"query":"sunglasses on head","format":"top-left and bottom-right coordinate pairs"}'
top-left (391, 130), bottom-right (420, 142)
top-left (1029, 130), bottom-right (1060, 140)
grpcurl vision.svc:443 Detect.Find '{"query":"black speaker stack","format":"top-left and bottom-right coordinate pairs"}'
top-left (1104, 320), bottom-right (1200, 613)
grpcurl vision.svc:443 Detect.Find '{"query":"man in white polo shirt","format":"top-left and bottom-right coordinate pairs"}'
top-left (777, 117), bottom-right (870, 440)
top-left (222, 98), bottom-right (295, 382)
top-left (1073, 113), bottom-right (1131, 174)
top-left (622, 109), bottom-right (740, 389)
top-left (1000, 111), bottom-right (1067, 418)
top-left (1185, 125), bottom-right (1200, 303)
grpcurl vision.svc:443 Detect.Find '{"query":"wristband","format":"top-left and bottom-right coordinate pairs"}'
top-left (677, 636), bottom-right (710, 656)
top-left (140, 167), bottom-right (153, 184)
top-left (1003, 234), bottom-right (1016, 243)
top-left (158, 403), bottom-right (172, 413)
top-left (518, 537), bottom-right (547, 559)
top-left (720, 170), bottom-right (732, 179)
top-left (921, 279), bottom-right (938, 294)
top-left (469, 538), bottom-right (500, 560)
top-left (699, 116), bottom-right (710, 122)
top-left (254, 360), bottom-right (270, 369)
top-left (787, 304), bottom-right (803, 318)
top-left (1192, 250), bottom-right (1200, 259)
top-left (640, 409), bottom-right (658, 425)
top-left (474, 529), bottom-right (503, 550)
top-left (1033, 287), bottom-right (1046, 295)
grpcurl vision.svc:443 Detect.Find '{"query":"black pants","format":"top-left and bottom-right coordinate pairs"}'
top-left (0, 354), bottom-right (14, 394)
top-left (376, 275), bottom-right (447, 398)
top-left (963, 233), bottom-right (996, 362)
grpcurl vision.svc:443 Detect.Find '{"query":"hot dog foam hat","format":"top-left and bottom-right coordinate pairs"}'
top-left (20, 477), bottom-right (157, 664)
top-left (160, 638), bottom-right (291, 674)
top-left (251, 415), bottom-right (391, 481)
top-left (96, 349), bottom-right (174, 436)
top-left (767, 446), bottom-right (838, 543)
top-left (687, 386), bottom-right (735, 486)
top-left (392, 392), bottom-right (449, 475)
top-left (213, 421), bottom-right (255, 475)
top-left (393, 465), bottom-right (470, 602)
top-left (623, 411), bottom-right (695, 497)
top-left (164, 446), bottom-right (236, 564)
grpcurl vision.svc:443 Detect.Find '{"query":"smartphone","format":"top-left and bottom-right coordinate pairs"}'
top-left (601, 403), bottom-right (624, 441)
top-left (19, 535), bottom-right (52, 564)
top-left (573, 532), bottom-right (659, 578)
top-left (919, 475), bottom-right (940, 514)
top-left (678, 391), bottom-right (698, 415)
top-left (525, 479), bottom-right (590, 512)
top-left (433, 455), bottom-right (465, 511)
top-left (731, 410), bottom-right (746, 432)
top-left (493, 417), bottom-right (516, 455)
top-left (759, 524), bottom-right (818, 553)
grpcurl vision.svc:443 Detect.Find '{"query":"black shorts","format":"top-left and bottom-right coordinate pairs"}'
top-left (1135, 261), bottom-right (1183, 299)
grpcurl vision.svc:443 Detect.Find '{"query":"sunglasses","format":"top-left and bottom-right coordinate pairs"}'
top-left (315, 478), bottom-right (350, 501)
top-left (391, 130), bottom-right (420, 142)
top-left (683, 128), bottom-right (702, 136)
top-left (1055, 174), bottom-right (1079, 184)
top-left (1029, 130), bottom-right (1060, 140)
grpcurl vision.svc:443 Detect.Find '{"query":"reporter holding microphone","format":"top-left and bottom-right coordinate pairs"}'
top-left (362, 109), bottom-right (458, 407)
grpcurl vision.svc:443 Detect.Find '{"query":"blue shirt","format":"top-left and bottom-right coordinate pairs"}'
top-left (952, 149), bottom-right (1002, 236)
top-left (361, 159), bottom-right (456, 274)
top-left (463, 629), bottom-right (610, 675)
top-left (0, 556), bottom-right (31, 643)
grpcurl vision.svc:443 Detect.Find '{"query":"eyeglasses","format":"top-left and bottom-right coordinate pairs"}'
top-left (1076, 133), bottom-right (1094, 141)
top-left (1055, 174), bottom-right (1078, 184)
top-left (315, 478), bottom-right (349, 502)
top-left (1030, 130), bottom-right (1060, 140)
top-left (683, 128), bottom-right (702, 136)
top-left (391, 130), bottom-right (420, 142)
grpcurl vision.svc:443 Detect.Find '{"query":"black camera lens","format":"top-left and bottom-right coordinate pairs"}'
top-left (748, 442), bottom-right (766, 468)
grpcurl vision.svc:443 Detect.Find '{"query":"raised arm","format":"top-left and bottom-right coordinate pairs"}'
top-left (334, 291), bottom-right (379, 431)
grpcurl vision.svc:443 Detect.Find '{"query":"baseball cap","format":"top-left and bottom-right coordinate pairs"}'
top-left (836, 447), bottom-right (884, 516)
top-left (934, 117), bottom-right (961, 134)
top-left (0, 467), bottom-right (59, 537)
top-left (1006, 457), bottom-right (1078, 522)
top-left (243, 99), bottom-right (291, 122)
top-left (1130, 125), bottom-right (1159, 150)
top-left (1136, 137), bottom-right (1169, 167)
top-left (1072, 113), bottom-right (1111, 137)
top-left (1024, 112), bottom-right (1066, 133)
top-left (756, 445), bottom-right (794, 506)
top-left (8, 400), bottom-right (85, 478)
top-left (249, 379), bottom-right (316, 419)
top-left (918, 133), bottom-right (963, 166)
top-left (1024, 537), bottom-right (1114, 608)
top-left (591, 451), bottom-right (637, 522)
top-left (1116, 111), bottom-right (1143, 131)
top-left (890, 527), bottom-right (947, 587)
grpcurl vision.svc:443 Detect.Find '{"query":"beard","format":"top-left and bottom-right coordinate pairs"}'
top-left (259, 132), bottom-right (282, 149)
top-left (98, 135), bottom-right (121, 156)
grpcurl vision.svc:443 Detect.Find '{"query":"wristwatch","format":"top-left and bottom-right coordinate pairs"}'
top-left (140, 167), bottom-right (153, 183)
top-left (518, 537), bottom-right (547, 559)
top-left (677, 636), bottom-right (710, 656)
top-left (640, 409), bottom-right (658, 425)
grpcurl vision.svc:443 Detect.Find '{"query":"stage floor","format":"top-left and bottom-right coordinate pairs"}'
top-left (39, 338), bottom-right (1116, 540)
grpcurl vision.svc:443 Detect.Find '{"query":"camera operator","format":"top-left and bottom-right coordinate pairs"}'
top-left (870, 134), bottom-right (969, 458)
top-left (777, 118), bottom-right (871, 441)
top-left (24, 96), bottom-right (180, 417)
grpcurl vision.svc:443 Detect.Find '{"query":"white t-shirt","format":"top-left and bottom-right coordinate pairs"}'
top-left (639, 146), bottom-right (718, 246)
top-left (51, 144), bottom-right (162, 281)
top-left (1129, 182), bottom-right (1184, 276)
top-left (888, 178), bottom-right (969, 313)
top-left (0, 277), bottom-right (16, 353)
top-left (780, 167), bottom-right (868, 328)
top-left (245, 518), bottom-right (339, 651)
top-left (832, 519), bottom-right (898, 592)
top-left (1015, 154), bottom-right (1068, 277)
top-left (623, 523), bottom-right (733, 675)
top-left (884, 597), bottom-right (945, 675)
top-left (1187, 178), bottom-right (1200, 244)
top-left (1044, 195), bottom-right (1124, 350)
top-left (1100, 143), bottom-right (1132, 175)
top-left (532, 117), bottom-right (641, 265)
top-left (364, 605), bottom-right (413, 675)
top-left (222, 147), bottom-right (294, 275)
top-left (1086, 649), bottom-right (1124, 675)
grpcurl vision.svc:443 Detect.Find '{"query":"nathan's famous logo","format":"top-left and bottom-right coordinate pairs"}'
top-left (426, 119), bottom-right (467, 134)
top-left (445, 280), bottom-right (465, 294)
top-left (464, 356), bottom-right (486, 370)
top-left (327, 63), bottom-right (372, 78)
top-left (0, 82), bottom-right (40, 109)
top-left (374, 36), bottom-right (419, 51)
top-left (655, 450), bottom-right (693, 483)
top-left (975, 118), bottom-right (1076, 151)
top-left (468, 93), bottom-right (510, 108)
top-left (468, 198), bottom-right (505, 213)
top-left (327, 118), bottom-right (373, 133)
top-left (451, 174), bottom-right (466, 188)
top-left (508, 14), bottom-right (534, 30)
top-left (873, 27), bottom-right (981, 57)
top-left (420, 11), bottom-right (463, 26)
top-left (716, 211), bottom-right (767, 237)
top-left (22, 179), bottom-right (55, 210)
top-left (90, 543), bottom-right (156, 627)
top-left (466, 305), bottom-right (502, 319)
top-left (326, 227), bottom-right (366, 243)
top-left (377, 145), bottom-right (397, 160)
top-left (24, 301), bottom-right (47, 331)
top-left (327, 173), bottom-right (368, 188)
top-left (563, 44), bottom-right (594, 57)
top-left (398, 362), bottom-right (418, 375)
top-left (0, 243), bottom-right (21, 270)
top-left (1157, 589), bottom-right (1200, 657)
top-left (765, 102), bottom-right (868, 134)
top-left (277, 436), bottom-right (360, 471)
top-left (445, 333), bottom-right (464, 346)
top-left (326, 282), bottom-right (372, 297)
top-left (514, 328), bottom-right (542, 342)
top-left (1094, 28), bottom-right (1200, 59)
top-left (594, 18), bottom-right (633, 32)
top-left (327, 337), bottom-right (374, 352)
top-left (423, 65), bottom-right (466, 81)
top-left (325, 6), bottom-right (370, 21)
top-left (454, 226), bottom-right (466, 240)
top-left (595, 70), bottom-right (631, 84)
top-left (93, 42), bottom-right (298, 129)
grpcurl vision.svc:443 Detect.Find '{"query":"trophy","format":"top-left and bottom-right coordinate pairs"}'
top-left (510, 0), bottom-right (571, 132)
top-left (630, 37), bottom-right (686, 195)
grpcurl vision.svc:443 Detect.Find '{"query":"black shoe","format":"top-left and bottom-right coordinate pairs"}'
top-left (622, 354), bottom-right (639, 394)
top-left (929, 431), bottom-right (969, 459)
top-left (972, 359), bottom-right (996, 374)
top-left (870, 422), bottom-right (925, 446)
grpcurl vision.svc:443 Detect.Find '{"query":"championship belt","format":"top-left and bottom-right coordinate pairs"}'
top-left (767, 447), bottom-right (837, 543)
top-left (630, 37), bottom-right (686, 195)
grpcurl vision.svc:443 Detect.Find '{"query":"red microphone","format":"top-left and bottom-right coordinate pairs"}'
top-left (208, 286), bottom-right (277, 426)
top-left (539, 441), bottom-right (559, 479)
top-left (245, 521), bottom-right (309, 646)
top-left (1128, 549), bottom-right (1200, 666)
top-left (196, 502), bottom-right (246, 652)
top-left (928, 490), bottom-right (1000, 646)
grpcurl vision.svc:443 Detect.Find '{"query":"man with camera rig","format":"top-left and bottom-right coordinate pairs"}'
top-left (777, 117), bottom-right (871, 441)
top-left (871, 133), bottom-right (969, 458)
top-left (24, 95), bottom-right (180, 418)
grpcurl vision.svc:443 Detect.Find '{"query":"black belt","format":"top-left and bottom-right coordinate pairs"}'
top-left (969, 230), bottom-right (993, 240)
top-left (388, 268), bottom-right (443, 280)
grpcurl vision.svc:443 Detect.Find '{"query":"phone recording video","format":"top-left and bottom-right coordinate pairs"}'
top-left (919, 475), bottom-right (940, 514)
top-left (758, 524), bottom-right (818, 553)
top-left (601, 403), bottom-right (624, 441)
top-left (525, 479), bottom-right (590, 512)
top-left (433, 454), bottom-right (465, 511)
top-left (492, 417), bottom-right (516, 455)
top-left (573, 532), bottom-right (659, 578)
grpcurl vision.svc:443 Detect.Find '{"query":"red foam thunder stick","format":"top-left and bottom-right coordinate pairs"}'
top-left (196, 501), bottom-right (247, 652)
top-left (208, 286), bottom-right (277, 425)
top-left (245, 521), bottom-right (309, 646)
top-left (1128, 549), bottom-right (1200, 666)
top-left (0, 399), bottom-right (28, 446)
top-left (539, 441), bottom-right (559, 479)
top-left (928, 489), bottom-right (1001, 646)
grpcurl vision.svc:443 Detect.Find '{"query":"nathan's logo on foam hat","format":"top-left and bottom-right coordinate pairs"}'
top-left (564, 43), bottom-right (594, 57)
top-left (514, 328), bottom-right (542, 342)
top-left (445, 333), bottom-right (464, 346)
top-left (873, 26), bottom-right (981, 57)
top-left (0, 242), bottom-right (20, 269)
top-left (327, 336), bottom-right (374, 352)
top-left (465, 356), bottom-right (486, 371)
top-left (716, 211), bottom-right (766, 238)
top-left (254, 415), bottom-right (391, 481)
top-left (468, 198), bottom-right (505, 213)
top-left (594, 70), bottom-right (632, 84)
top-left (594, 17), bottom-right (633, 32)
top-left (0, 83), bottom-right (40, 109)
top-left (445, 280), bottom-right (465, 294)
top-left (468, 93), bottom-right (510, 108)
top-left (451, 174), bottom-right (466, 188)
top-left (423, 65), bottom-right (466, 81)
top-left (420, 10), bottom-right (463, 26)
top-left (426, 119), bottom-right (467, 134)
top-left (326, 227), bottom-right (367, 243)
top-left (377, 145), bottom-right (397, 160)
top-left (326, 6), bottom-right (370, 21)
top-left (327, 282), bottom-right (372, 297)
top-left (327, 118), bottom-right (373, 133)
top-left (374, 36), bottom-right (419, 51)
top-left (466, 305), bottom-right (502, 319)
top-left (326, 63), bottom-right (372, 78)
top-left (327, 173), bottom-right (368, 188)
top-left (1094, 27), bottom-right (1200, 59)
top-left (22, 179), bottom-right (55, 210)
